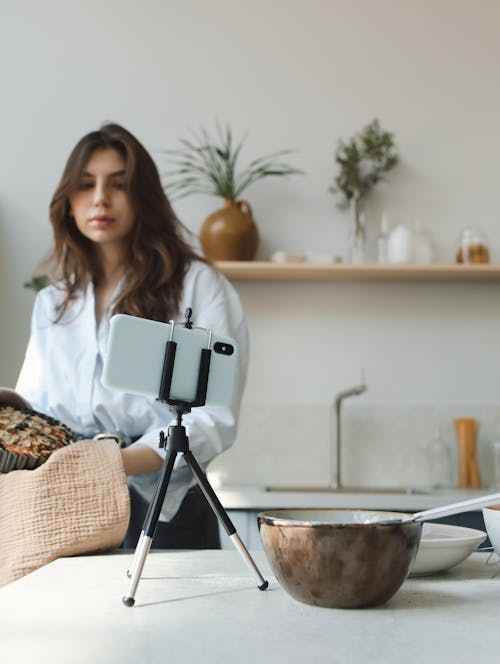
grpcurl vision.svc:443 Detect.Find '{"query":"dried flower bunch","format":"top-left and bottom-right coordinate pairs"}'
top-left (161, 122), bottom-right (302, 201)
top-left (330, 118), bottom-right (398, 206)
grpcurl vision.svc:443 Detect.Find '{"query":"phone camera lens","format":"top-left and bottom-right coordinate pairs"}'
top-left (214, 341), bottom-right (234, 356)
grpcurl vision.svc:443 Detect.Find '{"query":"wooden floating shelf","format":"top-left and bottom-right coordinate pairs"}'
top-left (215, 261), bottom-right (500, 283)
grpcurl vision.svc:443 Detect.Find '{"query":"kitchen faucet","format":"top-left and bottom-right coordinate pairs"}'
top-left (332, 377), bottom-right (368, 488)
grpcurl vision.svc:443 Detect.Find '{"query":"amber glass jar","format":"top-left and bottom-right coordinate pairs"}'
top-left (455, 226), bottom-right (490, 264)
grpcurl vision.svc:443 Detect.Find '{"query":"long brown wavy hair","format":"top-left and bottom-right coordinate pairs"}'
top-left (44, 123), bottom-right (202, 322)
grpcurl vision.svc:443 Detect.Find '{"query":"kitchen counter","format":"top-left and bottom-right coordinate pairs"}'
top-left (1, 549), bottom-right (499, 663)
top-left (215, 484), bottom-right (496, 511)
top-left (213, 486), bottom-right (497, 549)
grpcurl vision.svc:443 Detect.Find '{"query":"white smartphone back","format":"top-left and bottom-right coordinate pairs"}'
top-left (102, 314), bottom-right (238, 407)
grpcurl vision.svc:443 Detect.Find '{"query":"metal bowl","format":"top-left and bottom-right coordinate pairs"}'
top-left (257, 509), bottom-right (422, 609)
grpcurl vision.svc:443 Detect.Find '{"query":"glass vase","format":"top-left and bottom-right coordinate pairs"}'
top-left (347, 197), bottom-right (366, 264)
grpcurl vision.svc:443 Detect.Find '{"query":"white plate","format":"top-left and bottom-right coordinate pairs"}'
top-left (409, 522), bottom-right (486, 577)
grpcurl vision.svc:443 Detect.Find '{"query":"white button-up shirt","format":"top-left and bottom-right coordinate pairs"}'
top-left (16, 260), bottom-right (248, 521)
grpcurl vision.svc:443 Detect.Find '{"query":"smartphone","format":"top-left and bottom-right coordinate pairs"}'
top-left (102, 314), bottom-right (238, 407)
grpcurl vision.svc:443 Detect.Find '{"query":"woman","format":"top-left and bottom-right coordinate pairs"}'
top-left (13, 123), bottom-right (248, 549)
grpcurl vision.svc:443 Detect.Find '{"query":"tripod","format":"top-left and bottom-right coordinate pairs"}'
top-left (123, 315), bottom-right (268, 606)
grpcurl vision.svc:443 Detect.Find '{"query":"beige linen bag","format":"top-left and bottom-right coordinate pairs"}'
top-left (0, 439), bottom-right (130, 586)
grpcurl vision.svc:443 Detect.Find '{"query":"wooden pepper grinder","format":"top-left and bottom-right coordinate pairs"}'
top-left (453, 418), bottom-right (481, 488)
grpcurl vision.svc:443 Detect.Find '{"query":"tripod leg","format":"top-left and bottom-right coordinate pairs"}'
top-left (122, 449), bottom-right (178, 607)
top-left (183, 450), bottom-right (268, 591)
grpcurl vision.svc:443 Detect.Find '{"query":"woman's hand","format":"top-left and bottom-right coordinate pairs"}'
top-left (120, 444), bottom-right (163, 476)
top-left (0, 387), bottom-right (31, 410)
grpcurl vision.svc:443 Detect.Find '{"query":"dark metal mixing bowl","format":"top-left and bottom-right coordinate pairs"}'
top-left (258, 509), bottom-right (422, 609)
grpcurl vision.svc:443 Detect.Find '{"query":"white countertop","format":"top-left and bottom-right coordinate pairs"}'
top-left (215, 484), bottom-right (496, 511)
top-left (1, 549), bottom-right (500, 663)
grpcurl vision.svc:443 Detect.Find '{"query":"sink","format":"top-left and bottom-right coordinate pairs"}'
top-left (265, 486), bottom-right (432, 495)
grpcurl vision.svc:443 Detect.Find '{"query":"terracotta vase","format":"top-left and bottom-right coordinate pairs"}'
top-left (200, 199), bottom-right (259, 261)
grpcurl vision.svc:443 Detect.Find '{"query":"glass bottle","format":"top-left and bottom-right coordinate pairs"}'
top-left (377, 213), bottom-right (389, 263)
top-left (428, 426), bottom-right (452, 488)
top-left (413, 220), bottom-right (432, 264)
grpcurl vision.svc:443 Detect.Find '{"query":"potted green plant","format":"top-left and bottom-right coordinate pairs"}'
top-left (161, 123), bottom-right (302, 261)
top-left (23, 275), bottom-right (50, 292)
top-left (330, 119), bottom-right (398, 263)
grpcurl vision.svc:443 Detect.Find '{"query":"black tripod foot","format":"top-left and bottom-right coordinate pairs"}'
top-left (259, 580), bottom-right (269, 591)
top-left (122, 596), bottom-right (135, 607)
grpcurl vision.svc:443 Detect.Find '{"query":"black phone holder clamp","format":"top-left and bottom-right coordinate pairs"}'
top-left (122, 309), bottom-right (268, 607)
top-left (157, 308), bottom-right (212, 411)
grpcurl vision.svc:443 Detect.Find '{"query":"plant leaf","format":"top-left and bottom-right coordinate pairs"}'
top-left (160, 123), bottom-right (302, 200)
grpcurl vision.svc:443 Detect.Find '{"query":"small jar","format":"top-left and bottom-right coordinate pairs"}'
top-left (456, 226), bottom-right (490, 264)
top-left (387, 224), bottom-right (414, 263)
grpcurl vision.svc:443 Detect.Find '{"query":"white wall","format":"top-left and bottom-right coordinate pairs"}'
top-left (1, 0), bottom-right (499, 485)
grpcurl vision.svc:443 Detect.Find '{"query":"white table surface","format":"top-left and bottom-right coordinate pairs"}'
top-left (1, 549), bottom-right (500, 664)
